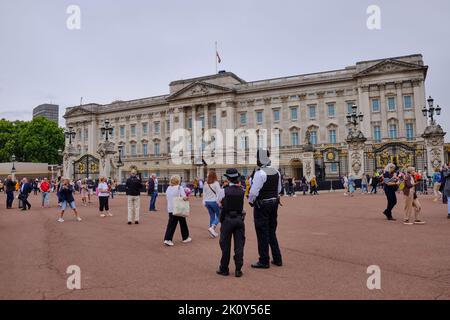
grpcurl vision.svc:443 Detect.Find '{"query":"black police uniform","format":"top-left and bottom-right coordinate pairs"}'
top-left (219, 184), bottom-right (246, 274)
top-left (253, 167), bottom-right (282, 267)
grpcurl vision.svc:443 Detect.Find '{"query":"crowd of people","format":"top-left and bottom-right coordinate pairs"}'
top-left (2, 155), bottom-right (450, 276)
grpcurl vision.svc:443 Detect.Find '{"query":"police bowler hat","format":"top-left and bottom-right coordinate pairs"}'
top-left (224, 168), bottom-right (241, 179)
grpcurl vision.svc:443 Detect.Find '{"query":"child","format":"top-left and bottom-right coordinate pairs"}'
top-left (216, 168), bottom-right (246, 278)
top-left (58, 178), bottom-right (82, 222)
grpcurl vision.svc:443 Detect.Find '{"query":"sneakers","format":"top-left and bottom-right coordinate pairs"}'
top-left (414, 220), bottom-right (426, 225)
top-left (100, 214), bottom-right (106, 218)
top-left (164, 240), bottom-right (174, 246)
top-left (107, 213), bottom-right (113, 217)
top-left (57, 217), bottom-right (64, 223)
top-left (182, 237), bottom-right (192, 243)
top-left (76, 217), bottom-right (82, 222)
top-left (208, 227), bottom-right (219, 238)
top-left (403, 220), bottom-right (413, 225)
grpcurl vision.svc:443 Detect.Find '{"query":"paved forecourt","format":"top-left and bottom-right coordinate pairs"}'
top-left (0, 190), bottom-right (449, 300)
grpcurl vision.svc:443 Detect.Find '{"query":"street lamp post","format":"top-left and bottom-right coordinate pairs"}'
top-left (422, 96), bottom-right (442, 125)
top-left (117, 145), bottom-right (124, 183)
top-left (64, 126), bottom-right (76, 145)
top-left (346, 104), bottom-right (364, 128)
top-left (11, 154), bottom-right (16, 180)
top-left (100, 120), bottom-right (113, 141)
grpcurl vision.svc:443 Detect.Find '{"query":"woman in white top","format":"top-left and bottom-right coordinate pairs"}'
top-left (203, 170), bottom-right (222, 238)
top-left (98, 177), bottom-right (112, 217)
top-left (164, 175), bottom-right (191, 246)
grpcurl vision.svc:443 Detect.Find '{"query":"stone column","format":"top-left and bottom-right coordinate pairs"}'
top-left (97, 141), bottom-right (117, 178)
top-left (358, 86), bottom-right (371, 138)
top-left (379, 84), bottom-right (388, 139)
top-left (301, 151), bottom-right (315, 181)
top-left (62, 145), bottom-right (80, 180)
top-left (396, 82), bottom-right (405, 138)
top-left (225, 101), bottom-right (236, 165)
top-left (413, 79), bottom-right (427, 135)
top-left (422, 123), bottom-right (446, 171)
top-left (88, 118), bottom-right (98, 154)
top-left (346, 124), bottom-right (367, 178)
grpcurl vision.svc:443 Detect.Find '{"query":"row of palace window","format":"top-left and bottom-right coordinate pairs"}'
top-left (237, 96), bottom-right (414, 125)
top-left (115, 122), bottom-right (414, 157)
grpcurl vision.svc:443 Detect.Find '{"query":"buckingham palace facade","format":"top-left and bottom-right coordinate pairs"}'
top-left (62, 54), bottom-right (446, 184)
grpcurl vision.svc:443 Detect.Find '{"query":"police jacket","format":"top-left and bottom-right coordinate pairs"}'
top-left (220, 185), bottom-right (244, 222)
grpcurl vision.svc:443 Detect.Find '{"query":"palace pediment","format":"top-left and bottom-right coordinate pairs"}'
top-left (355, 59), bottom-right (427, 77)
top-left (63, 105), bottom-right (98, 118)
top-left (167, 81), bottom-right (235, 101)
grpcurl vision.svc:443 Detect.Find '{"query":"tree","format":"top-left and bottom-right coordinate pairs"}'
top-left (0, 117), bottom-right (65, 164)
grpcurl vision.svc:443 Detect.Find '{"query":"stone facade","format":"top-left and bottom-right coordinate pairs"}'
top-left (63, 54), bottom-right (445, 183)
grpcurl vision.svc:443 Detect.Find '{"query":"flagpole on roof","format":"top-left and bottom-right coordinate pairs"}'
top-left (215, 41), bottom-right (218, 74)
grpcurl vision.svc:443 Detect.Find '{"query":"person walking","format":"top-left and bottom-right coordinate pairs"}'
top-left (125, 170), bottom-right (143, 225)
top-left (198, 178), bottom-right (204, 197)
top-left (203, 170), bottom-right (221, 238)
top-left (5, 175), bottom-right (15, 209)
top-left (348, 175), bottom-right (356, 196)
top-left (163, 175), bottom-right (191, 246)
top-left (248, 149), bottom-right (283, 269)
top-left (98, 177), bottom-right (112, 218)
top-left (432, 168), bottom-right (442, 202)
top-left (32, 179), bottom-right (39, 196)
top-left (147, 174), bottom-right (158, 212)
top-left (216, 168), bottom-right (246, 278)
top-left (382, 163), bottom-right (399, 221)
top-left (301, 176), bottom-right (308, 195)
top-left (343, 175), bottom-right (349, 196)
top-left (40, 178), bottom-right (50, 208)
top-left (19, 178), bottom-right (32, 211)
top-left (370, 172), bottom-right (379, 194)
top-left (361, 173), bottom-right (369, 194)
top-left (80, 178), bottom-right (88, 206)
top-left (193, 178), bottom-right (199, 197)
top-left (402, 167), bottom-right (425, 225)
top-left (310, 176), bottom-right (318, 195)
top-left (58, 178), bottom-right (82, 222)
top-left (442, 164), bottom-right (450, 219)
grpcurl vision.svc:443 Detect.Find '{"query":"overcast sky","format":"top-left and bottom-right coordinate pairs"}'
top-left (0, 0), bottom-right (449, 140)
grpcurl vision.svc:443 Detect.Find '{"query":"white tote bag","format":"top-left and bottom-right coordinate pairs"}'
top-left (173, 186), bottom-right (190, 218)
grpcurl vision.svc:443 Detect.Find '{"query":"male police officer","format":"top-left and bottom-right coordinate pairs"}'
top-left (248, 149), bottom-right (283, 269)
top-left (216, 168), bottom-right (246, 278)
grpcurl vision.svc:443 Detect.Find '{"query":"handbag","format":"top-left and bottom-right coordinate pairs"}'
top-left (173, 186), bottom-right (190, 217)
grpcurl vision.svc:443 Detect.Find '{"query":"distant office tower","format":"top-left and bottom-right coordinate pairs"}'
top-left (33, 104), bottom-right (59, 123)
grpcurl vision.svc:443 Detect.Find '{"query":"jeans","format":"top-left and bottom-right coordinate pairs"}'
top-left (149, 191), bottom-right (158, 211)
top-left (205, 201), bottom-right (220, 227)
top-left (6, 191), bottom-right (14, 208)
top-left (383, 188), bottom-right (397, 218)
top-left (41, 192), bottom-right (49, 207)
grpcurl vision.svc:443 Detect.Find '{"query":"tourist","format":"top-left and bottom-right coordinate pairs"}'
top-left (287, 176), bottom-right (294, 196)
top-left (19, 178), bottom-right (32, 211)
top-left (370, 171), bottom-right (379, 194)
top-left (198, 178), bottom-right (204, 197)
top-left (87, 176), bottom-right (94, 204)
top-left (110, 179), bottom-right (117, 199)
top-left (58, 178), bottom-right (82, 222)
top-left (432, 167), bottom-right (442, 202)
top-left (147, 174), bottom-right (158, 212)
top-left (382, 163), bottom-right (399, 221)
top-left (348, 175), bottom-right (356, 196)
top-left (193, 178), bottom-right (199, 197)
top-left (125, 170), bottom-right (143, 225)
top-left (40, 177), bottom-right (50, 208)
top-left (80, 178), bottom-right (88, 206)
top-left (244, 176), bottom-right (251, 199)
top-left (5, 175), bottom-right (15, 209)
top-left (442, 164), bottom-right (450, 219)
top-left (343, 175), bottom-right (349, 195)
top-left (402, 167), bottom-right (425, 225)
top-left (361, 173), bottom-right (369, 194)
top-left (56, 176), bottom-right (62, 207)
top-left (98, 176), bottom-right (112, 218)
top-left (301, 176), bottom-right (308, 195)
top-left (310, 176), bottom-right (318, 195)
top-left (32, 179), bottom-right (39, 195)
top-left (203, 170), bottom-right (221, 238)
top-left (163, 175), bottom-right (191, 246)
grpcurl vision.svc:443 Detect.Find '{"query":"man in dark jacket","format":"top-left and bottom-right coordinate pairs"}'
top-left (5, 175), bottom-right (16, 209)
top-left (126, 170), bottom-right (143, 225)
top-left (19, 178), bottom-right (32, 211)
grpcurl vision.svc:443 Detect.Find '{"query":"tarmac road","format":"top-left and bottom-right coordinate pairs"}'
top-left (0, 191), bottom-right (449, 300)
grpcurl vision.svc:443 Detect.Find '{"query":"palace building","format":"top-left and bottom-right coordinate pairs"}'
top-left (62, 54), bottom-right (446, 185)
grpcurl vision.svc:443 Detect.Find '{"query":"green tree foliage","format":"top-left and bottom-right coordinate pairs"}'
top-left (0, 117), bottom-right (64, 164)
